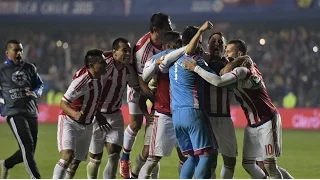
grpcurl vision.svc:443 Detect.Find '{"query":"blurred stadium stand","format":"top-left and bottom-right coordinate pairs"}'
top-left (0, 0), bottom-right (319, 108)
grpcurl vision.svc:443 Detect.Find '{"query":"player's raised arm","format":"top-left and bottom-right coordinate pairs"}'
top-left (183, 59), bottom-right (249, 87)
top-left (185, 21), bottom-right (213, 55)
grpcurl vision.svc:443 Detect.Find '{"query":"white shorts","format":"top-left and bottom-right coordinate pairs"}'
top-left (243, 113), bottom-right (282, 159)
top-left (127, 86), bottom-right (142, 115)
top-left (149, 111), bottom-right (176, 157)
top-left (128, 102), bottom-right (142, 115)
top-left (57, 115), bottom-right (93, 161)
top-left (210, 116), bottom-right (238, 157)
top-left (89, 110), bottom-right (124, 154)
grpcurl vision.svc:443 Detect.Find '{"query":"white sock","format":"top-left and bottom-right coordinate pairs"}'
top-left (52, 159), bottom-right (68, 179)
top-left (123, 126), bottom-right (138, 153)
top-left (103, 153), bottom-right (120, 179)
top-left (131, 154), bottom-right (146, 178)
top-left (221, 165), bottom-right (235, 179)
top-left (242, 159), bottom-right (266, 179)
top-left (279, 167), bottom-right (294, 179)
top-left (86, 158), bottom-right (101, 179)
top-left (264, 159), bottom-right (282, 179)
top-left (65, 168), bottom-right (76, 179)
top-left (150, 162), bottom-right (160, 179)
top-left (138, 158), bottom-right (159, 179)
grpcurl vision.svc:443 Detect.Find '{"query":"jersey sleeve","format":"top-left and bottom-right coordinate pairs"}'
top-left (237, 74), bottom-right (263, 89)
top-left (142, 55), bottom-right (158, 82)
top-left (135, 45), bottom-right (151, 77)
top-left (194, 63), bottom-right (238, 87)
top-left (62, 77), bottom-right (88, 103)
top-left (159, 46), bottom-right (187, 72)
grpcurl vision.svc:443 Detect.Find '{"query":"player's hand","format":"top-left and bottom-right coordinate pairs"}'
top-left (182, 59), bottom-right (197, 71)
top-left (73, 111), bottom-right (84, 121)
top-left (155, 56), bottom-right (165, 65)
top-left (240, 55), bottom-right (253, 68)
top-left (145, 113), bottom-right (155, 125)
top-left (96, 112), bottom-right (112, 132)
top-left (220, 63), bottom-right (233, 75)
top-left (25, 88), bottom-right (38, 98)
top-left (199, 21), bottom-right (214, 33)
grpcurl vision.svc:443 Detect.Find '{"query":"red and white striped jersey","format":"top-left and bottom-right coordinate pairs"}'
top-left (61, 68), bottom-right (103, 124)
top-left (100, 54), bottom-right (138, 113)
top-left (127, 32), bottom-right (162, 102)
top-left (233, 64), bottom-right (277, 127)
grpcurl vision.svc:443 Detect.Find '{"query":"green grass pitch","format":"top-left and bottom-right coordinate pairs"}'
top-left (0, 124), bottom-right (319, 179)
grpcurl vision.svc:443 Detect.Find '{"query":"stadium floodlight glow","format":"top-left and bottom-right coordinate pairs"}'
top-left (259, 38), bottom-right (266, 45)
top-left (63, 42), bottom-right (69, 49)
top-left (56, 40), bottom-right (62, 47)
top-left (313, 46), bottom-right (318, 53)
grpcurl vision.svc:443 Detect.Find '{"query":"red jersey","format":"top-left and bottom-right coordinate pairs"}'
top-left (233, 64), bottom-right (277, 127)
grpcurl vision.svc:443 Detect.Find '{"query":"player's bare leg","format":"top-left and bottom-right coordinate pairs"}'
top-left (120, 113), bottom-right (143, 179)
top-left (220, 154), bottom-right (236, 179)
top-left (210, 150), bottom-right (218, 178)
top-left (176, 147), bottom-right (187, 176)
top-left (86, 152), bottom-right (103, 179)
top-left (65, 159), bottom-right (81, 179)
top-left (52, 150), bottom-right (75, 179)
top-left (103, 142), bottom-right (122, 179)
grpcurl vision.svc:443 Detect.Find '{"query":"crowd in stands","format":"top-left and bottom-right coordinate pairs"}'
top-left (1, 22), bottom-right (319, 108)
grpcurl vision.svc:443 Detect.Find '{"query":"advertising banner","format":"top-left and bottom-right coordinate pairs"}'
top-left (1, 104), bottom-right (319, 130)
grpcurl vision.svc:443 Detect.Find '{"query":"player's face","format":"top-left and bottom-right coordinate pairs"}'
top-left (6, 43), bottom-right (23, 63)
top-left (208, 34), bottom-right (225, 58)
top-left (225, 44), bottom-right (241, 59)
top-left (114, 42), bottom-right (131, 64)
top-left (92, 55), bottom-right (107, 76)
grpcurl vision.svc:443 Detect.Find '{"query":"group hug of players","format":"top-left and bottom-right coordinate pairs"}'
top-left (51, 13), bottom-right (295, 179)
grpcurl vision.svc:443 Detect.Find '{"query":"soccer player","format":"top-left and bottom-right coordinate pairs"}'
top-left (138, 31), bottom-right (184, 179)
top-left (86, 38), bottom-right (139, 179)
top-left (120, 12), bottom-right (172, 179)
top-left (184, 39), bottom-right (292, 179)
top-left (203, 32), bottom-right (237, 178)
top-left (0, 40), bottom-right (43, 179)
top-left (167, 24), bottom-right (218, 179)
top-left (52, 49), bottom-right (111, 179)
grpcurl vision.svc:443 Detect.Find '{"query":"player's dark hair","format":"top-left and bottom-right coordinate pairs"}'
top-left (112, 38), bottom-right (129, 50)
top-left (84, 49), bottom-right (104, 68)
top-left (182, 26), bottom-right (199, 46)
top-left (227, 39), bottom-right (247, 55)
top-left (6, 39), bottom-right (21, 49)
top-left (208, 32), bottom-right (226, 44)
top-left (163, 31), bottom-right (182, 49)
top-left (149, 12), bottom-right (170, 32)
